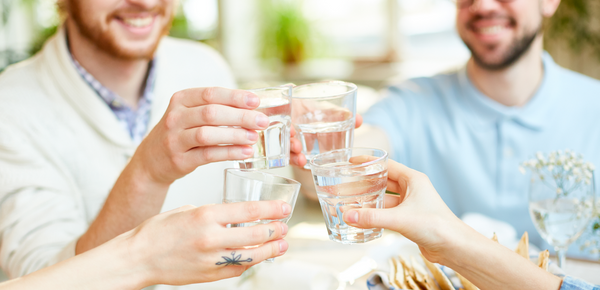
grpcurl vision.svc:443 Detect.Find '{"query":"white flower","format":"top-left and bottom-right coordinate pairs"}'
top-left (556, 188), bottom-right (563, 195)
top-left (536, 152), bottom-right (544, 160)
top-left (587, 162), bottom-right (596, 171)
top-left (519, 166), bottom-right (526, 174)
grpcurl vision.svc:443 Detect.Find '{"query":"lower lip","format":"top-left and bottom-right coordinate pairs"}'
top-left (116, 16), bottom-right (156, 36)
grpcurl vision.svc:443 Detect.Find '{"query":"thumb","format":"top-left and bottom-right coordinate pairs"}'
top-left (343, 207), bottom-right (401, 231)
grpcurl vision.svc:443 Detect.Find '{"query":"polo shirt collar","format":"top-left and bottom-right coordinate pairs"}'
top-left (457, 52), bottom-right (560, 131)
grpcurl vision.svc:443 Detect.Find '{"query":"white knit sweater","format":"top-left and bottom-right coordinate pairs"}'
top-left (0, 28), bottom-right (237, 280)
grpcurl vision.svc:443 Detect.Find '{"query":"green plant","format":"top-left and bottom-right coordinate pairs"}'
top-left (258, 0), bottom-right (316, 65)
top-left (544, 0), bottom-right (600, 60)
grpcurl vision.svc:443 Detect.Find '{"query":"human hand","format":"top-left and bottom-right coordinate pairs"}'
top-left (128, 201), bottom-right (291, 286)
top-left (131, 87), bottom-right (268, 186)
top-left (341, 159), bottom-right (466, 264)
top-left (289, 114), bottom-right (363, 168)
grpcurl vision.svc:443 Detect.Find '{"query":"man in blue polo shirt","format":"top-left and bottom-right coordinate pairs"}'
top-left (362, 0), bottom-right (600, 257)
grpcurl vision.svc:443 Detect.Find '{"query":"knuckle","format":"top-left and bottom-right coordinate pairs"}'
top-left (234, 90), bottom-right (246, 105)
top-left (202, 148), bottom-right (217, 162)
top-left (201, 87), bottom-right (217, 103)
top-left (171, 154), bottom-right (186, 171)
top-left (227, 146), bottom-right (242, 159)
top-left (164, 111), bottom-right (180, 130)
top-left (249, 227), bottom-right (265, 242)
top-left (362, 210), bottom-right (377, 227)
top-left (202, 105), bottom-right (218, 124)
top-left (240, 110), bottom-right (253, 125)
top-left (170, 91), bottom-right (184, 105)
top-left (195, 127), bottom-right (211, 145)
top-left (243, 202), bottom-right (262, 221)
top-left (237, 129), bottom-right (248, 142)
top-left (198, 234), bottom-right (215, 249)
top-left (192, 205), bottom-right (212, 222)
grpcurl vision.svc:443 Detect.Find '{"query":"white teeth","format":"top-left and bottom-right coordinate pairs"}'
top-left (122, 16), bottom-right (153, 28)
top-left (479, 25), bottom-right (503, 35)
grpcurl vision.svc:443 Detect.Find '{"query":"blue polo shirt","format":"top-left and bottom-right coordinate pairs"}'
top-left (363, 53), bottom-right (600, 258)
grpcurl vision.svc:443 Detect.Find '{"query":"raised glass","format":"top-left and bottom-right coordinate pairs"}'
top-left (238, 85), bottom-right (292, 169)
top-left (291, 81), bottom-right (357, 169)
top-left (310, 148), bottom-right (388, 244)
top-left (223, 169), bottom-right (301, 261)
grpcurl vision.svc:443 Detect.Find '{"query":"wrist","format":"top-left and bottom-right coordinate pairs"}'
top-left (434, 217), bottom-right (482, 268)
top-left (125, 155), bottom-right (172, 191)
top-left (109, 230), bottom-right (156, 289)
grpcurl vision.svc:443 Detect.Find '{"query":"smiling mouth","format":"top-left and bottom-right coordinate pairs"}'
top-left (477, 25), bottom-right (505, 35)
top-left (118, 16), bottom-right (155, 28)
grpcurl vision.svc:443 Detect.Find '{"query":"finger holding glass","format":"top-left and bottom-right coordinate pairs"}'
top-left (223, 169), bottom-right (301, 261)
top-left (237, 85), bottom-right (293, 170)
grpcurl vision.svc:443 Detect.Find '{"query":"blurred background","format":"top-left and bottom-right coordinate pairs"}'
top-left (1, 0), bottom-right (600, 283)
top-left (1, 0), bottom-right (599, 90)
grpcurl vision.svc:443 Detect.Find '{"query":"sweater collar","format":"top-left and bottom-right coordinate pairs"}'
top-left (38, 27), bottom-right (135, 148)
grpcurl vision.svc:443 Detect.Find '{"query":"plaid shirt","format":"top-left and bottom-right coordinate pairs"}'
top-left (70, 56), bottom-right (156, 145)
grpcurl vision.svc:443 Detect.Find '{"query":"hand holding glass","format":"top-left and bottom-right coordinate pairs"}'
top-left (223, 169), bottom-right (301, 261)
top-left (238, 85), bottom-right (292, 169)
top-left (310, 148), bottom-right (388, 244)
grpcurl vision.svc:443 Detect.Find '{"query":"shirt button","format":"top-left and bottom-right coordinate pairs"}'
top-left (112, 100), bottom-right (122, 108)
top-left (504, 147), bottom-right (514, 158)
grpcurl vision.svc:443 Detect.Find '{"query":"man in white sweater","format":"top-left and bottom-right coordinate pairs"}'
top-left (0, 0), bottom-right (297, 287)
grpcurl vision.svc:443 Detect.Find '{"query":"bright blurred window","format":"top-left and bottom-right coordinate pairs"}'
top-left (181, 0), bottom-right (219, 40)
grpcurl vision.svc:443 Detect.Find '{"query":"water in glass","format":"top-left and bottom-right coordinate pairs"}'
top-left (314, 162), bottom-right (387, 244)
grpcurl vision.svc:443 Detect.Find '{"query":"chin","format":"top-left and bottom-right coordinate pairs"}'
top-left (107, 31), bottom-right (165, 60)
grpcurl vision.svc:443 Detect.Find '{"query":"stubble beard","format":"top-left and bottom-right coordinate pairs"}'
top-left (68, 0), bottom-right (172, 60)
top-left (464, 22), bottom-right (542, 71)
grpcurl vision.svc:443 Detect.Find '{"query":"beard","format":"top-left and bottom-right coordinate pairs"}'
top-left (464, 18), bottom-right (542, 71)
top-left (67, 0), bottom-right (173, 60)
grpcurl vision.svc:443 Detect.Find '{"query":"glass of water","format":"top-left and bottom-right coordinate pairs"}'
top-left (223, 169), bottom-right (301, 261)
top-left (529, 168), bottom-right (595, 269)
top-left (238, 84), bottom-right (293, 169)
top-left (310, 148), bottom-right (388, 244)
top-left (291, 81), bottom-right (357, 169)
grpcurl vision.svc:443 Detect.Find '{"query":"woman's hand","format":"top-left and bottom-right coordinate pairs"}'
top-left (342, 159), bottom-right (465, 264)
top-left (128, 201), bottom-right (291, 286)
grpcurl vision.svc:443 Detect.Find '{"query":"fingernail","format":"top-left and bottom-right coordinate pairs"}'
top-left (282, 203), bottom-right (291, 216)
top-left (346, 211), bottom-right (358, 224)
top-left (281, 223), bottom-right (288, 236)
top-left (247, 130), bottom-right (258, 141)
top-left (291, 155), bottom-right (298, 165)
top-left (256, 114), bottom-right (269, 128)
top-left (242, 146), bottom-right (253, 156)
top-left (279, 240), bottom-right (288, 254)
top-left (245, 94), bottom-right (259, 107)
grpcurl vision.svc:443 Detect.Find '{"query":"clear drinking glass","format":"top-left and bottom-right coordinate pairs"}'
top-left (223, 169), bottom-right (301, 261)
top-left (238, 85), bottom-right (292, 169)
top-left (310, 148), bottom-right (388, 244)
top-left (291, 81), bottom-right (357, 169)
top-left (529, 168), bottom-right (595, 269)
